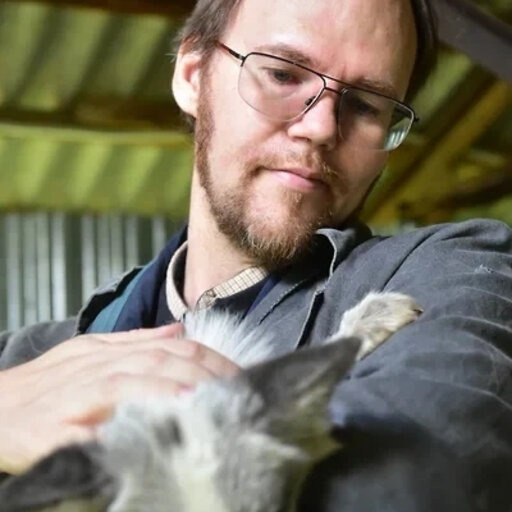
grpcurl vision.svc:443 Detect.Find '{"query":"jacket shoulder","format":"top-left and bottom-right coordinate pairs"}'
top-left (0, 318), bottom-right (76, 370)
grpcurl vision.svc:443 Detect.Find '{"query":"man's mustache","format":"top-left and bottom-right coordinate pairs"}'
top-left (256, 152), bottom-right (340, 185)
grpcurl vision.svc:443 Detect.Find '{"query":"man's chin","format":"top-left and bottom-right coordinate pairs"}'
top-left (239, 215), bottom-right (324, 270)
top-left (207, 184), bottom-right (334, 269)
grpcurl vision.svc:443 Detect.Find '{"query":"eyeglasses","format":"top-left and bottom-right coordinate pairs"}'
top-left (217, 42), bottom-right (418, 151)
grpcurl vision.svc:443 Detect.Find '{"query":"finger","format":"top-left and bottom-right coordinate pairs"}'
top-left (100, 337), bottom-right (201, 358)
top-left (175, 340), bottom-right (240, 378)
top-left (57, 338), bottom-right (203, 380)
top-left (109, 350), bottom-right (217, 384)
top-left (114, 374), bottom-right (193, 401)
top-left (34, 324), bottom-right (186, 368)
top-left (68, 374), bottom-right (191, 426)
top-left (93, 323), bottom-right (184, 344)
top-left (32, 337), bottom-right (215, 389)
top-left (87, 335), bottom-right (235, 364)
top-left (62, 350), bottom-right (217, 407)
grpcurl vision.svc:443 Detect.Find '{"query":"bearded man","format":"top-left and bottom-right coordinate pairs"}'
top-left (0, 0), bottom-right (511, 510)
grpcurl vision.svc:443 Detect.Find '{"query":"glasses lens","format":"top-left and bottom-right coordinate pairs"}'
top-left (238, 53), bottom-right (324, 121)
top-left (338, 89), bottom-right (414, 150)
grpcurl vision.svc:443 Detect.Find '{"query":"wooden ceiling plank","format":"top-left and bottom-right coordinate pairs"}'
top-left (115, 147), bottom-right (162, 209)
top-left (432, 0), bottom-right (512, 83)
top-left (133, 151), bottom-right (192, 217)
top-left (0, 120), bottom-right (192, 148)
top-left (68, 144), bottom-right (115, 210)
top-left (10, 139), bottom-right (61, 207)
top-left (0, 95), bottom-right (184, 132)
top-left (9, 0), bottom-right (192, 18)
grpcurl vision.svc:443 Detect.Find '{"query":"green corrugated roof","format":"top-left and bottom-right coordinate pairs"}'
top-left (0, 0), bottom-right (510, 226)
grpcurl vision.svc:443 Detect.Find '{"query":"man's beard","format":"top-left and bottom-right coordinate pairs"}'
top-left (194, 87), bottom-right (339, 271)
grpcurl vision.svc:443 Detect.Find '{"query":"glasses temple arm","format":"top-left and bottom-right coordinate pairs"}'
top-left (216, 42), bottom-right (245, 64)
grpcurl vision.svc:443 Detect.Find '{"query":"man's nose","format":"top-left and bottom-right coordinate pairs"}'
top-left (286, 93), bottom-right (339, 150)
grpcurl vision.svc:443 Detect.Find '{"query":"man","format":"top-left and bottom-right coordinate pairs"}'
top-left (0, 0), bottom-right (511, 510)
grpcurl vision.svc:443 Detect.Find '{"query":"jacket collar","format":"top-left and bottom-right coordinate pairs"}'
top-left (242, 221), bottom-right (372, 328)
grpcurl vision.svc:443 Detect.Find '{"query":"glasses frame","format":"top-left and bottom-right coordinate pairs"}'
top-left (217, 42), bottom-right (419, 150)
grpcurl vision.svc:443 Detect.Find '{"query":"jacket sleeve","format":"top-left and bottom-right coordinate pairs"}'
top-left (300, 220), bottom-right (512, 512)
top-left (0, 319), bottom-right (77, 370)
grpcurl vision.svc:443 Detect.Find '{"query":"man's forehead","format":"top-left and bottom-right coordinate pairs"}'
top-left (224, 0), bottom-right (417, 98)
top-left (230, 0), bottom-right (415, 31)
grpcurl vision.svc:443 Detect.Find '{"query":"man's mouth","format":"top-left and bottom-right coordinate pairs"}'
top-left (266, 168), bottom-right (329, 192)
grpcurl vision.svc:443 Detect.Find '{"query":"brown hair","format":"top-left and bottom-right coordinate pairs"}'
top-left (175, 0), bottom-right (437, 110)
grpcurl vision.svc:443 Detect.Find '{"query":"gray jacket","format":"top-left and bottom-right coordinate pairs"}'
top-left (1, 219), bottom-right (511, 511)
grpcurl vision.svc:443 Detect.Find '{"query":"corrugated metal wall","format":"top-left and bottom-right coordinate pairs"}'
top-left (0, 212), bottom-right (180, 331)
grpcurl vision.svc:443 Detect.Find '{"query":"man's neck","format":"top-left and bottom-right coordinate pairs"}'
top-left (184, 176), bottom-right (256, 308)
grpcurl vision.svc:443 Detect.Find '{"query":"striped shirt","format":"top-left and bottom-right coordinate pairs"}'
top-left (166, 242), bottom-right (268, 321)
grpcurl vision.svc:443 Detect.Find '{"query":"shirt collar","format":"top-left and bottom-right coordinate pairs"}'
top-left (166, 241), bottom-right (269, 321)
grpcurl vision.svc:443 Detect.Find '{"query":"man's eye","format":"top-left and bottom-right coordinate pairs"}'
top-left (349, 97), bottom-right (381, 118)
top-left (265, 67), bottom-right (300, 85)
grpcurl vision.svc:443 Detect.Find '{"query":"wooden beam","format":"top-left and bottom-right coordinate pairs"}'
top-left (0, 98), bottom-right (187, 138)
top-left (436, 167), bottom-right (512, 210)
top-left (432, 0), bottom-right (512, 83)
top-left (9, 0), bottom-right (193, 18)
top-left (362, 68), bottom-right (493, 223)
top-left (369, 80), bottom-right (511, 225)
top-left (413, 163), bottom-right (512, 224)
top-left (0, 119), bottom-right (192, 147)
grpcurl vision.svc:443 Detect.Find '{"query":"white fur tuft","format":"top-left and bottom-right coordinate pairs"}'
top-left (183, 310), bottom-right (276, 367)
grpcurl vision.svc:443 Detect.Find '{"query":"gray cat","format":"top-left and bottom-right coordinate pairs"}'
top-left (0, 292), bottom-right (421, 512)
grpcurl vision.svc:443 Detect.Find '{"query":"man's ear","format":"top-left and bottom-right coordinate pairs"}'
top-left (236, 338), bottom-right (361, 455)
top-left (172, 42), bottom-right (203, 119)
top-left (0, 443), bottom-right (115, 512)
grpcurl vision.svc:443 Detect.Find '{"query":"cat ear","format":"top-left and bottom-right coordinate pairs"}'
top-left (0, 442), bottom-right (115, 512)
top-left (237, 337), bottom-right (361, 453)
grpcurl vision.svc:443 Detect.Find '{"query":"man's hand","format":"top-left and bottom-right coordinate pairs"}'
top-left (0, 324), bottom-right (240, 475)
